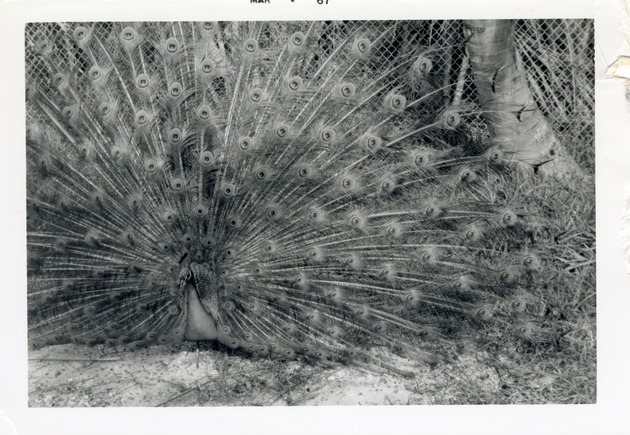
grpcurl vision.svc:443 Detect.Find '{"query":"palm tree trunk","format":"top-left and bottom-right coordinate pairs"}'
top-left (463, 19), bottom-right (582, 178)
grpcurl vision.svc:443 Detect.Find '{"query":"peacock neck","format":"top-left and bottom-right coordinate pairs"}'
top-left (182, 262), bottom-right (221, 342)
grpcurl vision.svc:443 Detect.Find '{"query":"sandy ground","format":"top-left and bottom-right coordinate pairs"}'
top-left (28, 343), bottom-right (506, 407)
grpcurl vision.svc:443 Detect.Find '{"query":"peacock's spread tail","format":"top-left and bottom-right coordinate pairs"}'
top-left (26, 21), bottom-right (545, 366)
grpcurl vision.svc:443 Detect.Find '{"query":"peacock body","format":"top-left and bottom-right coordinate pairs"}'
top-left (26, 21), bottom-right (546, 368)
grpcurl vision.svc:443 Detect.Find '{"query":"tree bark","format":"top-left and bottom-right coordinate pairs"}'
top-left (463, 20), bottom-right (583, 178)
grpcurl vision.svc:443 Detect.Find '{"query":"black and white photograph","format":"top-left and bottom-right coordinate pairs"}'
top-left (1, 0), bottom-right (629, 433)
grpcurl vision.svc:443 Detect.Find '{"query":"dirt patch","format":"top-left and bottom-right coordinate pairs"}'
top-left (28, 344), bottom-right (505, 407)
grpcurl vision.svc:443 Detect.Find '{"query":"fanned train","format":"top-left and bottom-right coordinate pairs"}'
top-left (26, 21), bottom-right (547, 368)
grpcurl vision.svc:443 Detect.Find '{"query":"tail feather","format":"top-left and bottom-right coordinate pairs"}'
top-left (26, 21), bottom-right (547, 367)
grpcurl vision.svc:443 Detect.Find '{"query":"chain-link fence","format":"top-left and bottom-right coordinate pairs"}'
top-left (516, 20), bottom-right (594, 172)
top-left (25, 19), bottom-right (594, 172)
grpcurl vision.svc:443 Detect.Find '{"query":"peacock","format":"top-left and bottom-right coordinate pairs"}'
top-left (26, 21), bottom-right (551, 371)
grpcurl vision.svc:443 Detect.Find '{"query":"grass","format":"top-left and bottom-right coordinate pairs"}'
top-left (444, 150), bottom-right (596, 404)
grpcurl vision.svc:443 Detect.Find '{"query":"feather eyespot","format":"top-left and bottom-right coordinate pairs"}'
top-left (228, 216), bottom-right (242, 228)
top-left (379, 263), bottom-right (396, 279)
top-left (26, 125), bottom-right (40, 143)
top-left (475, 307), bottom-right (492, 320)
top-left (523, 255), bottom-right (541, 270)
top-left (418, 57), bottom-right (433, 73)
top-left (200, 150), bottom-right (214, 166)
top-left (404, 289), bottom-right (421, 305)
top-left (266, 206), bottom-right (282, 220)
top-left (500, 210), bottom-right (518, 227)
top-left (445, 112), bottom-right (460, 128)
top-left (499, 269), bottom-right (518, 285)
top-left (386, 223), bottom-right (402, 238)
top-left (144, 159), bottom-right (158, 173)
top-left (291, 32), bottom-right (305, 46)
top-left (121, 27), bottom-right (136, 41)
top-left (89, 66), bottom-right (102, 80)
top-left (354, 304), bottom-right (370, 318)
top-left (181, 233), bottom-right (193, 244)
top-left (194, 204), bottom-right (208, 216)
top-left (511, 299), bottom-right (526, 313)
top-left (165, 37), bottom-right (179, 53)
top-left (374, 322), bottom-right (388, 333)
top-left (353, 37), bottom-right (371, 54)
top-left (167, 305), bottom-right (179, 316)
top-left (239, 137), bottom-right (252, 151)
top-left (460, 169), bottom-right (477, 182)
top-left (36, 40), bottom-right (51, 54)
top-left (264, 241), bottom-right (277, 253)
top-left (465, 227), bottom-right (481, 241)
top-left (425, 205), bottom-right (439, 217)
top-left (487, 148), bottom-right (504, 164)
top-left (380, 179), bottom-right (395, 194)
top-left (201, 59), bottom-right (213, 74)
top-left (362, 134), bottom-right (382, 153)
top-left (307, 246), bottom-right (324, 262)
top-left (73, 26), bottom-right (88, 41)
top-left (168, 82), bottom-right (182, 97)
top-left (169, 128), bottom-right (182, 143)
top-left (25, 85), bottom-right (38, 102)
top-left (453, 277), bottom-right (469, 290)
top-left (135, 74), bottom-right (150, 89)
top-left (244, 38), bottom-right (258, 53)
top-left (53, 238), bottom-right (68, 252)
top-left (250, 88), bottom-right (263, 103)
top-left (298, 166), bottom-right (312, 178)
top-left (276, 125), bottom-right (288, 138)
top-left (170, 178), bottom-right (185, 192)
top-left (320, 128), bottom-right (335, 143)
top-left (222, 183), bottom-right (236, 197)
top-left (197, 105), bottom-right (211, 120)
top-left (52, 73), bottom-right (66, 87)
top-left (349, 215), bottom-right (365, 228)
top-left (288, 76), bottom-right (302, 91)
top-left (111, 146), bottom-right (124, 160)
top-left (325, 287), bottom-right (343, 300)
top-left (414, 153), bottom-right (429, 167)
top-left (340, 83), bottom-right (356, 98)
top-left (135, 110), bottom-right (149, 125)
top-left (515, 323), bottom-right (535, 338)
top-left (255, 167), bottom-right (269, 181)
top-left (96, 102), bottom-right (111, 117)
top-left (62, 106), bottom-right (76, 120)
top-left (388, 94), bottom-right (406, 110)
